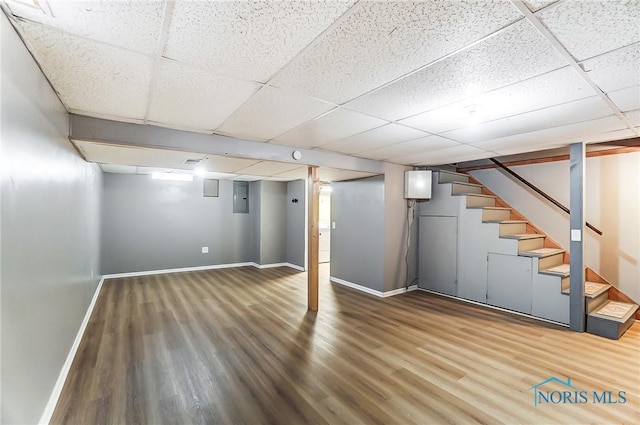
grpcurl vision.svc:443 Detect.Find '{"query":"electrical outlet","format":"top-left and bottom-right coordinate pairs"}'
top-left (202, 246), bottom-right (209, 254)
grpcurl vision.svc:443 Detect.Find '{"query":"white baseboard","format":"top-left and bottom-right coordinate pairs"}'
top-left (103, 261), bottom-right (304, 279)
top-left (103, 262), bottom-right (255, 279)
top-left (417, 288), bottom-right (570, 327)
top-left (39, 276), bottom-right (106, 425)
top-left (284, 263), bottom-right (305, 272)
top-left (330, 277), bottom-right (418, 298)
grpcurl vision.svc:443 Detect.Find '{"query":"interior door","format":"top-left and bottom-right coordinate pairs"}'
top-left (487, 253), bottom-right (532, 314)
top-left (419, 216), bottom-right (457, 296)
top-left (319, 189), bottom-right (331, 263)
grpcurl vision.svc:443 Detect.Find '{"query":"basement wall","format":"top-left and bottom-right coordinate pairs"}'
top-left (471, 153), bottom-right (640, 302)
top-left (1, 12), bottom-right (103, 424)
top-left (331, 175), bottom-right (386, 291)
top-left (102, 174), bottom-right (256, 274)
top-left (286, 180), bottom-right (306, 269)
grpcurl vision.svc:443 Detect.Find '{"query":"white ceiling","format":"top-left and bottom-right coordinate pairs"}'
top-left (3, 0), bottom-right (639, 169)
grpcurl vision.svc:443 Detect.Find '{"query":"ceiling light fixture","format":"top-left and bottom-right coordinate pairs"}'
top-left (152, 172), bottom-right (193, 182)
top-left (194, 166), bottom-right (206, 176)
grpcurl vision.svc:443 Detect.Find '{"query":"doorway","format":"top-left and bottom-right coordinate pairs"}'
top-left (319, 184), bottom-right (331, 264)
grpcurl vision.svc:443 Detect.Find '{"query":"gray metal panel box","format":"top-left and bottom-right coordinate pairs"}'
top-left (203, 179), bottom-right (219, 197)
top-left (233, 181), bottom-right (249, 213)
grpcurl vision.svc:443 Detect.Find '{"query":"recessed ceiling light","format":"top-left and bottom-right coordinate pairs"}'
top-left (152, 172), bottom-right (194, 182)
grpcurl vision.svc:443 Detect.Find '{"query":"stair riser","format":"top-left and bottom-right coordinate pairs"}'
top-left (451, 183), bottom-right (482, 195)
top-left (439, 172), bottom-right (469, 184)
top-left (466, 196), bottom-right (495, 208)
top-left (587, 314), bottom-right (637, 340)
top-left (482, 209), bottom-right (511, 221)
top-left (499, 223), bottom-right (527, 236)
top-left (587, 292), bottom-right (609, 314)
top-left (518, 238), bottom-right (545, 252)
top-left (538, 253), bottom-right (565, 271)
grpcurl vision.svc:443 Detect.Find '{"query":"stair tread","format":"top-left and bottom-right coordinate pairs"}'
top-left (519, 247), bottom-right (565, 258)
top-left (468, 206), bottom-right (511, 210)
top-left (437, 170), bottom-right (469, 178)
top-left (539, 263), bottom-right (570, 277)
top-left (589, 300), bottom-right (639, 323)
top-left (501, 233), bottom-right (546, 240)
top-left (561, 281), bottom-right (611, 298)
top-left (450, 181), bottom-right (482, 188)
top-left (465, 193), bottom-right (496, 198)
top-left (484, 219), bottom-right (528, 224)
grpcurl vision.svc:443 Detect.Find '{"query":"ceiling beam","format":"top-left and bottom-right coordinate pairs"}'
top-left (69, 114), bottom-right (392, 174)
top-left (510, 0), bottom-right (639, 137)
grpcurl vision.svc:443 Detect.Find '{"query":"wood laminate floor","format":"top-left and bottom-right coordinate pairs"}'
top-left (51, 265), bottom-right (640, 425)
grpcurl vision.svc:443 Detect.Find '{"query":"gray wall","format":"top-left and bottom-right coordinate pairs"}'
top-left (101, 174), bottom-right (255, 274)
top-left (331, 175), bottom-right (385, 291)
top-left (286, 180), bottom-right (306, 269)
top-left (1, 12), bottom-right (103, 425)
top-left (257, 181), bottom-right (287, 265)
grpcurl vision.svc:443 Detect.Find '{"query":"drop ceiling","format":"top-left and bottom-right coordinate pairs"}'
top-left (3, 0), bottom-right (639, 169)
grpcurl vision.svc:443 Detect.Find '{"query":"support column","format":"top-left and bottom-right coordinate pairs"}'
top-left (307, 166), bottom-right (319, 311)
top-left (569, 143), bottom-right (586, 332)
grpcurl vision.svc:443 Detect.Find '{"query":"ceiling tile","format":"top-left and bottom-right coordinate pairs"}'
top-left (233, 175), bottom-right (263, 182)
top-left (398, 66), bottom-right (593, 134)
top-left (317, 123), bottom-right (428, 154)
top-left (625, 109), bottom-right (640, 126)
top-left (536, 0), bottom-right (640, 61)
top-left (147, 60), bottom-right (261, 132)
top-left (317, 168), bottom-right (377, 182)
top-left (164, 0), bottom-right (356, 83)
top-left (16, 21), bottom-right (153, 119)
top-left (523, 0), bottom-right (558, 12)
top-left (271, 167), bottom-right (309, 180)
top-left (81, 142), bottom-right (208, 170)
top-left (360, 135), bottom-right (462, 161)
top-left (441, 96), bottom-right (613, 145)
top-left (100, 164), bottom-right (136, 174)
top-left (272, 108), bottom-right (388, 148)
top-left (6, 0), bottom-right (164, 54)
top-left (474, 116), bottom-right (628, 153)
top-left (216, 86), bottom-right (336, 141)
top-left (234, 161), bottom-right (303, 177)
top-left (609, 86), bottom-right (640, 112)
top-left (269, 0), bottom-right (521, 104)
top-left (581, 43), bottom-right (640, 93)
top-left (346, 19), bottom-right (568, 121)
top-left (199, 156), bottom-right (261, 174)
top-left (392, 144), bottom-right (493, 166)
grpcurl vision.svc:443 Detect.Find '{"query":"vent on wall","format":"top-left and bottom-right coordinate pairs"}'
top-left (184, 159), bottom-right (202, 165)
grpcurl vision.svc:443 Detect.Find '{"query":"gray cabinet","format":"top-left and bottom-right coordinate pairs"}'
top-left (487, 253), bottom-right (532, 314)
top-left (418, 216), bottom-right (458, 296)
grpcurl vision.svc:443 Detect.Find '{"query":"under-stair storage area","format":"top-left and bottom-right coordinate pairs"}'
top-left (418, 169), bottom-right (637, 339)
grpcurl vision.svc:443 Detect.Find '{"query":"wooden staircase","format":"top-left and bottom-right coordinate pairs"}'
top-left (434, 170), bottom-right (638, 340)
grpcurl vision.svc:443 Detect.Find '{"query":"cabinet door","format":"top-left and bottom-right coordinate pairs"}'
top-left (487, 253), bottom-right (532, 314)
top-left (419, 216), bottom-right (458, 296)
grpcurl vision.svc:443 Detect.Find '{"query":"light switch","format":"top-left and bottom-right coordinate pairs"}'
top-left (570, 229), bottom-right (581, 242)
top-left (332, 222), bottom-right (336, 229)
top-left (202, 246), bottom-right (209, 254)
